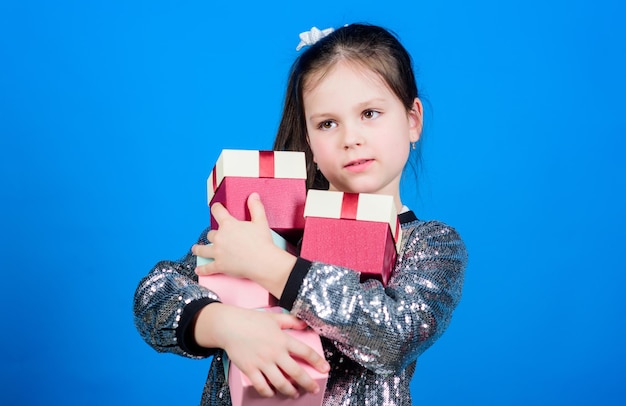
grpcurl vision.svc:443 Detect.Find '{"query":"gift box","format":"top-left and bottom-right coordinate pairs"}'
top-left (299, 190), bottom-right (402, 285)
top-left (226, 308), bottom-right (327, 406)
top-left (207, 149), bottom-right (307, 242)
top-left (197, 230), bottom-right (295, 308)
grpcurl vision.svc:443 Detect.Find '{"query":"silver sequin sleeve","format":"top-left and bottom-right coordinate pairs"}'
top-left (292, 219), bottom-right (467, 375)
top-left (133, 227), bottom-right (220, 358)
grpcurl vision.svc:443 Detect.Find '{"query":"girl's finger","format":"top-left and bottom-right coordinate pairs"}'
top-left (275, 354), bottom-right (320, 395)
top-left (210, 202), bottom-right (232, 225)
top-left (261, 363), bottom-right (300, 398)
top-left (288, 337), bottom-right (331, 374)
top-left (194, 263), bottom-right (213, 276)
top-left (244, 368), bottom-right (275, 398)
top-left (273, 313), bottom-right (308, 330)
top-left (192, 243), bottom-right (215, 275)
top-left (247, 193), bottom-right (269, 228)
top-left (192, 243), bottom-right (213, 258)
top-left (206, 229), bottom-right (217, 243)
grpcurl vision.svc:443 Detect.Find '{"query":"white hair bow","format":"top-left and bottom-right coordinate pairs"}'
top-left (296, 26), bottom-right (334, 51)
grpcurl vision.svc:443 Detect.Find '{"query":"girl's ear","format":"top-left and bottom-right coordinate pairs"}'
top-left (408, 98), bottom-right (423, 143)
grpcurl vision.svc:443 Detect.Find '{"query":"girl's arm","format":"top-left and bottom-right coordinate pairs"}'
top-left (133, 226), bottom-right (219, 358)
top-left (194, 302), bottom-right (329, 398)
top-left (281, 220), bottom-right (467, 375)
top-left (133, 226), bottom-right (329, 397)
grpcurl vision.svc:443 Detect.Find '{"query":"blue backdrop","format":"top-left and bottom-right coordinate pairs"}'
top-left (2, 1), bottom-right (625, 405)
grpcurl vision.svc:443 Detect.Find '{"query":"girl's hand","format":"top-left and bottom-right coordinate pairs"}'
top-left (195, 303), bottom-right (330, 398)
top-left (192, 193), bottom-right (296, 298)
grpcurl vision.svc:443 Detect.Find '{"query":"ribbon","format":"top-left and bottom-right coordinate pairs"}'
top-left (259, 151), bottom-right (274, 178)
top-left (341, 192), bottom-right (401, 243)
top-left (212, 167), bottom-right (218, 193)
top-left (340, 193), bottom-right (359, 219)
top-left (395, 219), bottom-right (401, 242)
top-left (211, 151), bottom-right (276, 193)
top-left (296, 26), bottom-right (335, 51)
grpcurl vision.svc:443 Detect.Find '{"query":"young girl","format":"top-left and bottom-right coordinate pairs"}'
top-left (134, 23), bottom-right (467, 405)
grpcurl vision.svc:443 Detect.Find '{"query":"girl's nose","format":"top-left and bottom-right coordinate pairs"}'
top-left (342, 126), bottom-right (364, 149)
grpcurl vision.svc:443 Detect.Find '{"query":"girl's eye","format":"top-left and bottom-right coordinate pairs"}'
top-left (318, 120), bottom-right (336, 130)
top-left (363, 110), bottom-right (380, 120)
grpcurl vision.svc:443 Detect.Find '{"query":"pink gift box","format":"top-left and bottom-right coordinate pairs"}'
top-left (197, 231), bottom-right (295, 308)
top-left (299, 190), bottom-right (401, 285)
top-left (207, 149), bottom-right (307, 242)
top-left (227, 309), bottom-right (327, 406)
top-left (198, 273), bottom-right (278, 309)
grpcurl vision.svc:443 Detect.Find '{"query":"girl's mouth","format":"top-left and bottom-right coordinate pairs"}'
top-left (344, 159), bottom-right (374, 172)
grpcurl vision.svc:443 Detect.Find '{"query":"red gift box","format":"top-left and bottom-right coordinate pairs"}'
top-left (299, 190), bottom-right (402, 285)
top-left (207, 149), bottom-right (307, 242)
top-left (226, 308), bottom-right (327, 406)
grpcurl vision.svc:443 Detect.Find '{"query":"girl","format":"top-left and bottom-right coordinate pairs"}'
top-left (134, 23), bottom-right (467, 405)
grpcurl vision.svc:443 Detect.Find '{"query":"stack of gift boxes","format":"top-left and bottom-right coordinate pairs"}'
top-left (196, 149), bottom-right (402, 406)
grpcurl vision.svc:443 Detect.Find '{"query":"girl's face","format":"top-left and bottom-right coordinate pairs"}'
top-left (303, 61), bottom-right (422, 209)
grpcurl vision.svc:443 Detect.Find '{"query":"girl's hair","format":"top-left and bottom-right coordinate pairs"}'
top-left (273, 23), bottom-right (422, 190)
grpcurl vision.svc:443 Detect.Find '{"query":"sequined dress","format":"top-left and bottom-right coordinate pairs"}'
top-left (134, 211), bottom-right (467, 405)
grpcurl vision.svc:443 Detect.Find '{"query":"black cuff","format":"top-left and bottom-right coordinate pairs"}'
top-left (279, 257), bottom-right (312, 311)
top-left (177, 297), bottom-right (219, 357)
top-left (398, 210), bottom-right (418, 224)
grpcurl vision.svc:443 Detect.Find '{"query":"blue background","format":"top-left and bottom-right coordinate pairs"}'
top-left (1, 1), bottom-right (625, 405)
